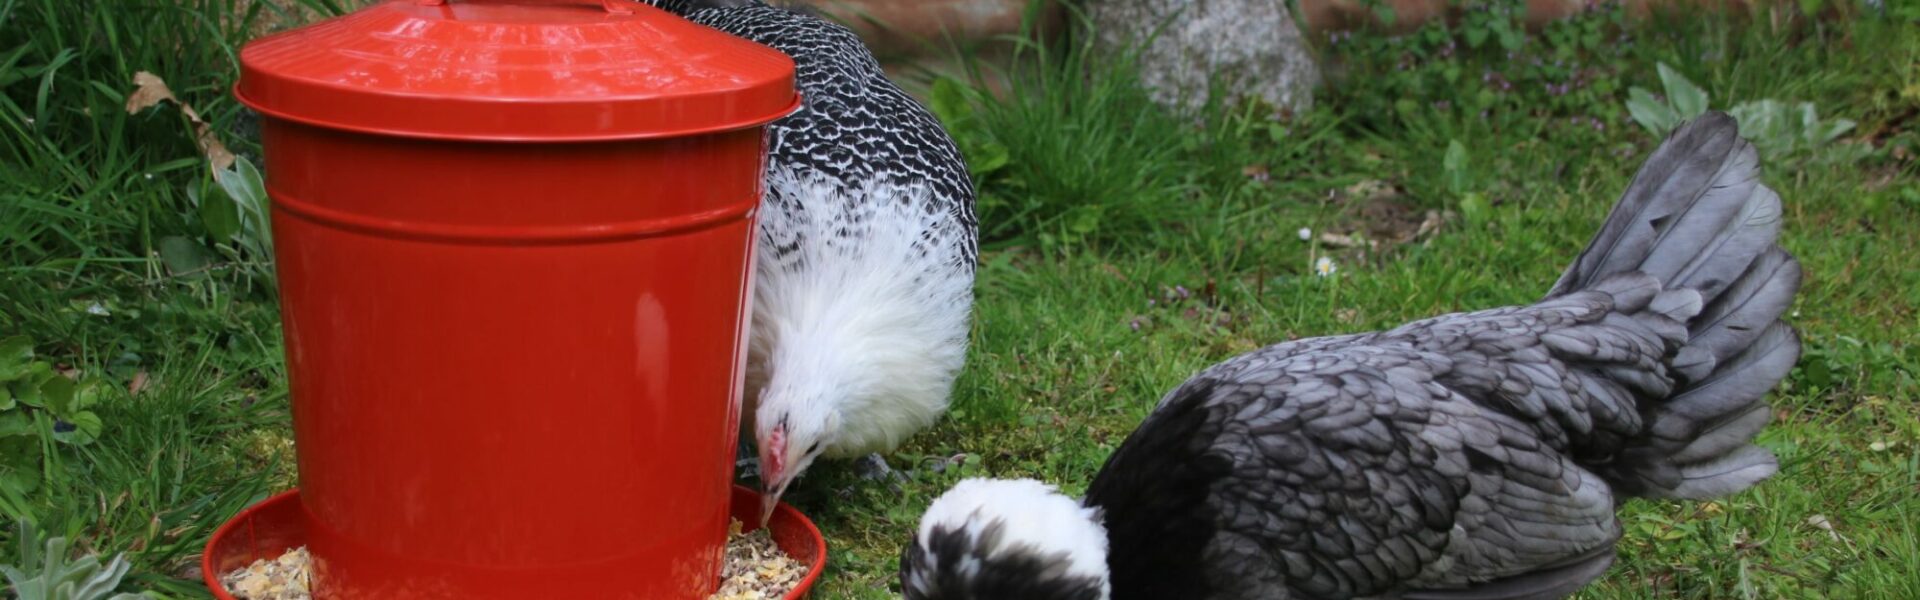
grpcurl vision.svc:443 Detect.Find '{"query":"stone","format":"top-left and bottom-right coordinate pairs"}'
top-left (1088, 0), bottom-right (1321, 116)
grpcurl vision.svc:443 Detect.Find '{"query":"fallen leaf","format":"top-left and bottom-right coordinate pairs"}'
top-left (126, 71), bottom-right (235, 171)
top-left (198, 128), bottom-right (236, 172)
top-left (1414, 210), bottom-right (1453, 240)
top-left (129, 370), bottom-right (152, 396)
top-left (1806, 514), bottom-right (1841, 541)
top-left (1343, 179), bottom-right (1394, 201)
top-left (125, 71), bottom-right (181, 116)
top-left (1317, 231), bottom-right (1375, 250)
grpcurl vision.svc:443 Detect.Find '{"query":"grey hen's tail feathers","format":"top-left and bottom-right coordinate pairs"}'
top-left (1549, 111), bottom-right (1802, 501)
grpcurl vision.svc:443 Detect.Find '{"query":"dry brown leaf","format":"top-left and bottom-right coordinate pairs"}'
top-left (1343, 179), bottom-right (1394, 201)
top-left (1317, 231), bottom-right (1375, 250)
top-left (129, 370), bottom-right (152, 396)
top-left (1414, 210), bottom-right (1453, 240)
top-left (126, 71), bottom-right (235, 171)
top-left (125, 71), bottom-right (179, 115)
top-left (198, 127), bottom-right (237, 172)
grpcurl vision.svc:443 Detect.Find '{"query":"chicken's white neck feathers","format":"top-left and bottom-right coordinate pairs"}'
top-left (746, 165), bottom-right (973, 458)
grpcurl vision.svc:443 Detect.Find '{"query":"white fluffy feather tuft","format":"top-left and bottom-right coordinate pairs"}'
top-left (745, 164), bottom-right (975, 458)
top-left (917, 478), bottom-right (1113, 591)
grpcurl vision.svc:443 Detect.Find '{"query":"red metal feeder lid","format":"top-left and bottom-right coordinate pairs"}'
top-left (236, 0), bottom-right (799, 141)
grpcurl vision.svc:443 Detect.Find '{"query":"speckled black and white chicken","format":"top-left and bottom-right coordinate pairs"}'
top-left (901, 112), bottom-right (1801, 600)
top-left (643, 0), bottom-right (979, 523)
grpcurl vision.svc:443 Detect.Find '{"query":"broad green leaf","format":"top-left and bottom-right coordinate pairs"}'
top-left (1625, 87), bottom-right (1677, 135)
top-left (0, 336), bottom-right (31, 381)
top-left (927, 77), bottom-right (971, 123)
top-left (971, 142), bottom-right (1010, 176)
top-left (1443, 140), bottom-right (1470, 196)
top-left (52, 410), bottom-right (101, 446)
top-left (70, 380), bottom-right (102, 411)
top-left (0, 445), bottom-right (40, 496)
top-left (199, 185), bottom-right (242, 242)
top-left (1657, 63), bottom-right (1709, 119)
top-left (157, 236), bottom-right (212, 278)
top-left (1801, 357), bottom-right (1833, 389)
top-left (1465, 25), bottom-right (1489, 48)
top-left (1497, 27), bottom-right (1524, 52)
top-left (1821, 119), bottom-right (1856, 145)
top-left (215, 157), bottom-right (273, 249)
top-left (9, 364), bottom-right (52, 408)
top-left (0, 411), bottom-right (33, 437)
top-left (39, 374), bottom-right (75, 415)
top-left (1459, 192), bottom-right (1491, 226)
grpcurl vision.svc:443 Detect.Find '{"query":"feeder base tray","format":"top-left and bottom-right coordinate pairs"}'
top-left (202, 486), bottom-right (825, 599)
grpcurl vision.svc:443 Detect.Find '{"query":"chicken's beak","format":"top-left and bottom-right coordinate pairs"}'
top-left (758, 483), bottom-right (783, 528)
top-left (756, 429), bottom-right (788, 528)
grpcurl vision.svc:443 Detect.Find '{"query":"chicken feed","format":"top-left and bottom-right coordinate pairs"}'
top-left (220, 546), bottom-right (311, 600)
top-left (217, 521), bottom-right (801, 599)
top-left (712, 519), bottom-right (806, 599)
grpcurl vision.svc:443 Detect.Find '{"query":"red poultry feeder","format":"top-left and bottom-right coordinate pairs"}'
top-left (209, 0), bottom-right (815, 597)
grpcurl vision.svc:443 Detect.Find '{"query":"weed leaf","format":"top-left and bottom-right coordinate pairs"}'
top-left (1657, 63), bottom-right (1709, 119)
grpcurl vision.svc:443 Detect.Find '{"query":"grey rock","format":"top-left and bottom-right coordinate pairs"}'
top-left (1088, 0), bottom-right (1321, 115)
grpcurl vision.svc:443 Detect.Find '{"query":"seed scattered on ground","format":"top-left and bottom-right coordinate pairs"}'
top-left (712, 519), bottom-right (804, 600)
top-left (220, 546), bottom-right (310, 600)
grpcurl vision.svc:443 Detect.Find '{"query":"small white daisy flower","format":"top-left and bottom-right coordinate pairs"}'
top-left (1315, 256), bottom-right (1337, 276)
top-left (1297, 227), bottom-right (1312, 241)
top-left (86, 303), bottom-right (110, 316)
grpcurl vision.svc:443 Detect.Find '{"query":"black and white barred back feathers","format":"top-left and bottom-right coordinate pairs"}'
top-left (644, 0), bottom-right (980, 271)
top-left (642, 0), bottom-right (979, 497)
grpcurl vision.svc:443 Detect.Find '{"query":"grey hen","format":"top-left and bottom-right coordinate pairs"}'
top-left (902, 112), bottom-right (1801, 600)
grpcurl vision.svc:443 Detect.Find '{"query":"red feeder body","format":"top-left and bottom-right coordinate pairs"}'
top-left (230, 1), bottom-right (798, 597)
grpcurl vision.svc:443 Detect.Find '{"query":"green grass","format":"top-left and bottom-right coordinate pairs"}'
top-left (3, 0), bottom-right (1918, 598)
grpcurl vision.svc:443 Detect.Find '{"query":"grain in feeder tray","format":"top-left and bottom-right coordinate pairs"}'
top-left (712, 519), bottom-right (804, 600)
top-left (218, 524), bottom-right (799, 600)
top-left (220, 546), bottom-right (311, 600)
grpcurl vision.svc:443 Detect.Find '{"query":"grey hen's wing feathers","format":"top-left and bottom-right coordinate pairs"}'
top-left (680, 4), bottom-right (980, 272)
top-left (1098, 281), bottom-right (1698, 599)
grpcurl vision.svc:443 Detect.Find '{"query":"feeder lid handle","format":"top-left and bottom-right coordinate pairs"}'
top-left (414, 0), bottom-right (639, 14)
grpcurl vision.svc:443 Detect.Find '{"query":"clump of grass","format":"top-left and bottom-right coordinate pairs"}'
top-left (0, 0), bottom-right (330, 587)
top-left (923, 2), bottom-right (1206, 252)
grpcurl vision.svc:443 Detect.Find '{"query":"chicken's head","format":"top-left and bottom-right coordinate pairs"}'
top-left (754, 394), bottom-right (839, 526)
